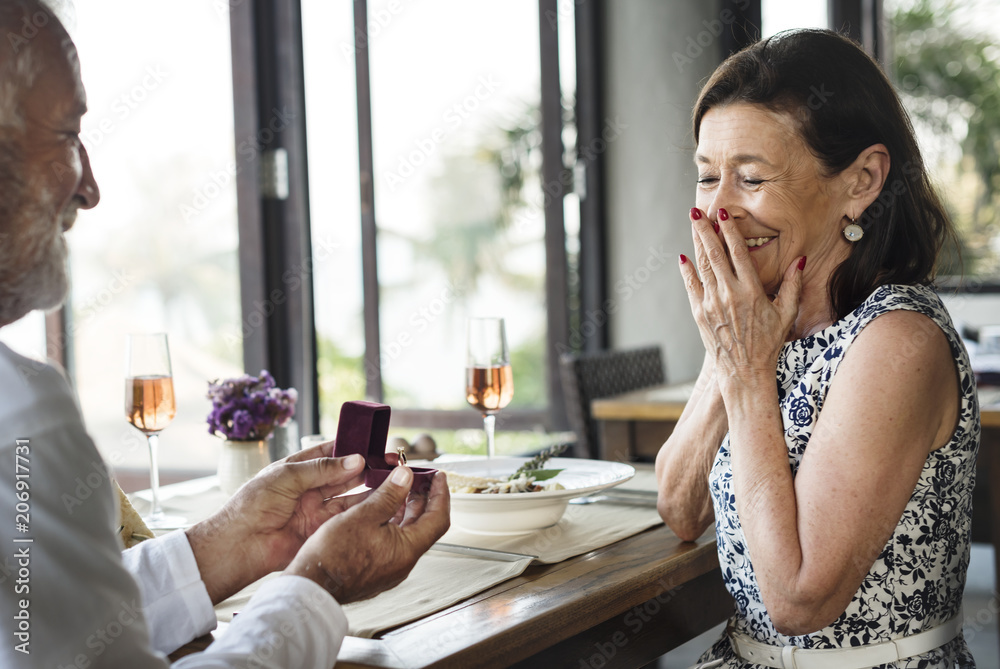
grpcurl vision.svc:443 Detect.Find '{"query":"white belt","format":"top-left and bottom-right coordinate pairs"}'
top-left (728, 611), bottom-right (963, 669)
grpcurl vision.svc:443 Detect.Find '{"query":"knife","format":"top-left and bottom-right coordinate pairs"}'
top-left (430, 543), bottom-right (537, 562)
top-left (570, 488), bottom-right (659, 506)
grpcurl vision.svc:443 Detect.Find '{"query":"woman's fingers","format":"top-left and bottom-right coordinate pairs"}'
top-left (681, 207), bottom-right (805, 376)
top-left (692, 209), bottom-right (738, 288)
top-left (682, 210), bottom-right (724, 354)
top-left (679, 251), bottom-right (703, 302)
top-left (690, 214), bottom-right (718, 292)
top-left (774, 256), bottom-right (806, 326)
top-left (718, 208), bottom-right (760, 288)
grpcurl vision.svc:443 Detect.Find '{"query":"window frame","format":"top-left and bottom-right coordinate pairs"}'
top-left (51, 0), bottom-right (780, 439)
top-left (344, 0), bottom-right (583, 431)
top-left (51, 0), bottom-right (588, 438)
top-left (228, 0), bottom-right (320, 435)
top-left (829, 0), bottom-right (884, 59)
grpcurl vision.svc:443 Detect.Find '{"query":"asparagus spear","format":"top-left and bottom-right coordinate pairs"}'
top-left (508, 442), bottom-right (568, 481)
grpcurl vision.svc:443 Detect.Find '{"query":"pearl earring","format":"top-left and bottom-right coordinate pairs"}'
top-left (843, 217), bottom-right (863, 242)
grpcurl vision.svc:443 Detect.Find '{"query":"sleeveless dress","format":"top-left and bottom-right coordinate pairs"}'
top-left (696, 284), bottom-right (979, 668)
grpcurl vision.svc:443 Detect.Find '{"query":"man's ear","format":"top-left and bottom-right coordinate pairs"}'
top-left (844, 143), bottom-right (890, 217)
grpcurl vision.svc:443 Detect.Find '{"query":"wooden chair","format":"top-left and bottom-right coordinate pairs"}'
top-left (559, 346), bottom-right (666, 460)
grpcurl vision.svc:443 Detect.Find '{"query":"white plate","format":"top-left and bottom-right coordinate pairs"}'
top-left (442, 457), bottom-right (635, 535)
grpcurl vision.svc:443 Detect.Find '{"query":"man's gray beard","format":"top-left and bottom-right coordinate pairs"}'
top-left (0, 168), bottom-right (71, 327)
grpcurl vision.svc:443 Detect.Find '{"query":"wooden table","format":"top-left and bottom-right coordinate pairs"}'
top-left (172, 494), bottom-right (733, 668)
top-left (334, 527), bottom-right (730, 668)
top-left (592, 383), bottom-right (691, 462)
top-left (592, 383), bottom-right (1000, 652)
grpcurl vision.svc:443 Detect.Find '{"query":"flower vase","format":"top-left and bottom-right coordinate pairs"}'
top-left (218, 438), bottom-right (270, 495)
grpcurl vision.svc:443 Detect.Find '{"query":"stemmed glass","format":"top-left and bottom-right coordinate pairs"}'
top-left (125, 333), bottom-right (183, 529)
top-left (465, 317), bottom-right (514, 460)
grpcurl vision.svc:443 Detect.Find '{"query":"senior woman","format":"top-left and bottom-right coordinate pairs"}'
top-left (656, 29), bottom-right (978, 669)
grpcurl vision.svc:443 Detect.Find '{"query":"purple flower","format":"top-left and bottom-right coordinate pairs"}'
top-left (231, 410), bottom-right (254, 439)
top-left (206, 369), bottom-right (297, 441)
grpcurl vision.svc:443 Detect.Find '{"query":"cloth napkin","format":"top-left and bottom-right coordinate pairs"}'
top-left (213, 552), bottom-right (534, 638)
top-left (128, 476), bottom-right (228, 527)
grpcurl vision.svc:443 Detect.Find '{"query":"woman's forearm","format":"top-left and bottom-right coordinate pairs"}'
top-left (654, 356), bottom-right (728, 541)
top-left (722, 377), bottom-right (808, 627)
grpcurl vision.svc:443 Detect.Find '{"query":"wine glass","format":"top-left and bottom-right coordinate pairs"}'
top-left (465, 317), bottom-right (514, 460)
top-left (125, 333), bottom-right (182, 529)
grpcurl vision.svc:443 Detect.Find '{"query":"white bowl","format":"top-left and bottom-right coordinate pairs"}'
top-left (443, 457), bottom-right (635, 535)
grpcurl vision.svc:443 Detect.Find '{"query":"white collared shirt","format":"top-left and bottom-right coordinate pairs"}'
top-left (0, 342), bottom-right (347, 668)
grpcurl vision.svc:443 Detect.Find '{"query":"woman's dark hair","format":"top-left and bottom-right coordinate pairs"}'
top-left (693, 29), bottom-right (956, 319)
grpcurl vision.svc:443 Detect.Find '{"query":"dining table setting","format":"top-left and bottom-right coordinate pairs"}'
top-left (130, 458), bottom-right (731, 668)
top-left (123, 318), bottom-right (735, 667)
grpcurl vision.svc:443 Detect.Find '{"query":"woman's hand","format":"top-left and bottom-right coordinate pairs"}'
top-left (679, 207), bottom-right (804, 394)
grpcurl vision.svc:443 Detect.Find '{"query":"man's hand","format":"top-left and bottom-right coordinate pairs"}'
top-left (286, 466), bottom-right (451, 604)
top-left (185, 440), bottom-right (369, 604)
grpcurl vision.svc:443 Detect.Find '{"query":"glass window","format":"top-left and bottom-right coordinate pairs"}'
top-left (367, 0), bottom-right (548, 413)
top-left (557, 0), bottom-right (581, 360)
top-left (69, 0), bottom-right (242, 474)
top-left (887, 0), bottom-right (1000, 280)
top-left (305, 0), bottom-right (555, 434)
top-left (301, 0), bottom-right (367, 435)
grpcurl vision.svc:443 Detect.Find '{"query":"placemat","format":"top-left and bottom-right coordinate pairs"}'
top-left (213, 552), bottom-right (534, 638)
top-left (440, 497), bottom-right (662, 564)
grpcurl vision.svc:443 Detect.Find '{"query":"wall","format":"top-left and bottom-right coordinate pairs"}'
top-left (602, 0), bottom-right (727, 382)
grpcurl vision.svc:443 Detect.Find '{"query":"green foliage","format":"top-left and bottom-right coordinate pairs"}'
top-left (890, 0), bottom-right (1000, 275)
top-left (316, 328), bottom-right (546, 427)
top-left (316, 335), bottom-right (366, 432)
top-left (507, 330), bottom-right (546, 408)
top-left (388, 426), bottom-right (574, 458)
top-left (315, 334), bottom-right (421, 429)
top-left (318, 99), bottom-right (576, 423)
top-left (480, 104), bottom-right (545, 231)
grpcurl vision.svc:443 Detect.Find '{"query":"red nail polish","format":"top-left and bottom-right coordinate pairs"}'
top-left (690, 208), bottom-right (701, 220)
top-left (679, 254), bottom-right (688, 265)
top-left (712, 222), bottom-right (720, 234)
top-left (719, 208), bottom-right (729, 221)
top-left (798, 256), bottom-right (807, 271)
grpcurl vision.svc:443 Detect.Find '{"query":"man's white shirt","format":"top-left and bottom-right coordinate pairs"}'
top-left (0, 342), bottom-right (347, 668)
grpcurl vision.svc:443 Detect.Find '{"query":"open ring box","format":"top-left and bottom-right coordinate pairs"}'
top-left (333, 400), bottom-right (437, 494)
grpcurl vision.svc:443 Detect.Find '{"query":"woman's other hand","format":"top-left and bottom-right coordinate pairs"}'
top-left (680, 206), bottom-right (804, 395)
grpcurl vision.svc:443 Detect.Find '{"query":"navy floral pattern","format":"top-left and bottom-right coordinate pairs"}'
top-left (696, 285), bottom-right (979, 668)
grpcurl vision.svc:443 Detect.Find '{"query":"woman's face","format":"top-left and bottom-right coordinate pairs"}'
top-left (694, 103), bottom-right (851, 294)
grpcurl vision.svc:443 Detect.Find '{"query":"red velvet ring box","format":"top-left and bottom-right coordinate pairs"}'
top-left (333, 400), bottom-right (436, 494)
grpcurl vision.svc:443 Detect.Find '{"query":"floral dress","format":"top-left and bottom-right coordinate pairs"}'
top-left (696, 284), bottom-right (979, 668)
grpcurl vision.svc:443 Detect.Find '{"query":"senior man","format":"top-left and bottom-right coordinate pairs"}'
top-left (0, 2), bottom-right (450, 667)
